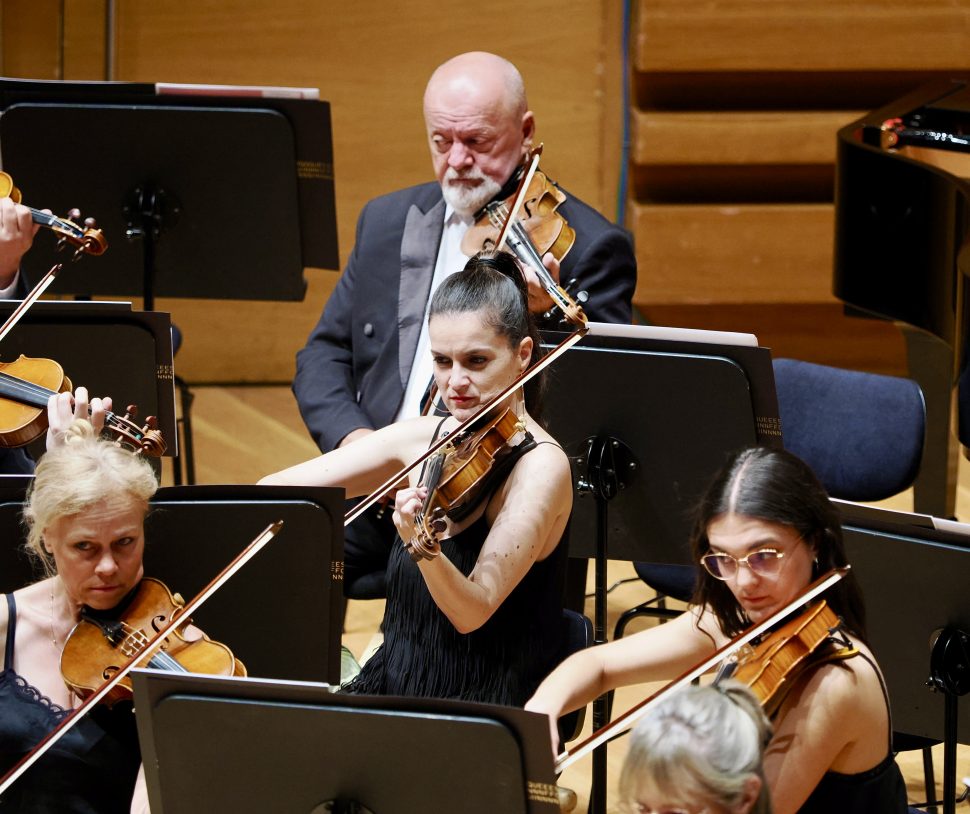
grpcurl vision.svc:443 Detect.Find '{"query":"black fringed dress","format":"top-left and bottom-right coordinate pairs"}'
top-left (344, 434), bottom-right (568, 706)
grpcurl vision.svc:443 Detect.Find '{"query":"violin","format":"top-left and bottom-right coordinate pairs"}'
top-left (0, 354), bottom-right (166, 456)
top-left (0, 172), bottom-right (107, 257)
top-left (346, 315), bottom-right (587, 533)
top-left (60, 578), bottom-right (245, 707)
top-left (719, 599), bottom-right (857, 716)
top-left (405, 403), bottom-right (530, 561)
top-left (555, 567), bottom-right (851, 773)
top-left (461, 146), bottom-right (587, 327)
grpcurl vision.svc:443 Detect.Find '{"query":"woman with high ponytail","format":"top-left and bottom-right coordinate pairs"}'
top-left (263, 250), bottom-right (572, 706)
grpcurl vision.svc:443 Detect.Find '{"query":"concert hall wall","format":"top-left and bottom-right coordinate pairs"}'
top-left (1, 1), bottom-right (969, 381)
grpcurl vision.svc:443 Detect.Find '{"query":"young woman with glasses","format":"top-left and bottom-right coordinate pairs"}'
top-left (526, 446), bottom-right (908, 814)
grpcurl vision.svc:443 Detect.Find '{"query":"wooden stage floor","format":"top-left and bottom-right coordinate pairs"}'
top-left (166, 384), bottom-right (970, 812)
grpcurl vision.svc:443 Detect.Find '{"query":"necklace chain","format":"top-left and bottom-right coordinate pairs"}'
top-left (49, 586), bottom-right (61, 651)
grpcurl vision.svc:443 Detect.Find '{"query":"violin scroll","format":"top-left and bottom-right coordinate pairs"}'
top-left (0, 171), bottom-right (108, 258)
top-left (406, 506), bottom-right (447, 562)
top-left (105, 404), bottom-right (167, 458)
top-left (42, 206), bottom-right (107, 259)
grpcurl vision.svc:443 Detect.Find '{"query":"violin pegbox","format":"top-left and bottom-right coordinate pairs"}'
top-left (104, 404), bottom-right (168, 458)
top-left (56, 208), bottom-right (108, 259)
top-left (406, 507), bottom-right (446, 563)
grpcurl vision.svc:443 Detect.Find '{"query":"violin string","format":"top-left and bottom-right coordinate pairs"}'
top-left (28, 208), bottom-right (79, 236)
top-left (0, 372), bottom-right (136, 435)
top-left (120, 625), bottom-right (180, 671)
top-left (0, 372), bottom-right (57, 407)
top-left (0, 373), bottom-right (115, 409)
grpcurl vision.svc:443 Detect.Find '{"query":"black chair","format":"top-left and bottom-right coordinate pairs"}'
top-left (558, 608), bottom-right (595, 744)
top-left (613, 562), bottom-right (693, 638)
top-left (772, 358), bottom-right (925, 502)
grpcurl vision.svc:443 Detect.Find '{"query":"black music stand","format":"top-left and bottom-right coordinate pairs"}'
top-left (131, 670), bottom-right (559, 814)
top-left (838, 500), bottom-right (970, 814)
top-left (540, 323), bottom-right (781, 814)
top-left (0, 79), bottom-right (339, 308)
top-left (0, 299), bottom-right (176, 459)
top-left (0, 484), bottom-right (344, 683)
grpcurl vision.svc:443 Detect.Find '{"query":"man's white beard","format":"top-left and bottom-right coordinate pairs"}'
top-left (440, 167), bottom-right (502, 216)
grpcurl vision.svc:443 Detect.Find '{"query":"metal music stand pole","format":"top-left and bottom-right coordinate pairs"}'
top-left (927, 627), bottom-right (970, 814)
top-left (575, 436), bottom-right (638, 814)
top-left (124, 186), bottom-right (180, 313)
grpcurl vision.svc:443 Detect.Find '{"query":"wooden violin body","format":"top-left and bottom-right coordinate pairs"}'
top-left (727, 599), bottom-right (856, 716)
top-left (0, 355), bottom-right (72, 447)
top-left (461, 146), bottom-right (586, 327)
top-left (430, 405), bottom-right (528, 519)
top-left (406, 404), bottom-right (529, 561)
top-left (60, 578), bottom-right (245, 707)
top-left (462, 164), bottom-right (575, 264)
top-left (0, 354), bottom-right (166, 456)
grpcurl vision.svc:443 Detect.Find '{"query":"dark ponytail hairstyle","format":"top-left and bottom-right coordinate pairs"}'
top-left (429, 250), bottom-right (545, 418)
top-left (689, 446), bottom-right (868, 642)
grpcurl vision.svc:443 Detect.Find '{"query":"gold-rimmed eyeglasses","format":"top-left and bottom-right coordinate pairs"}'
top-left (699, 548), bottom-right (786, 581)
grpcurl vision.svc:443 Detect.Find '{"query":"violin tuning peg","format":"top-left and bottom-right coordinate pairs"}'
top-left (67, 208), bottom-right (81, 222)
top-left (125, 404), bottom-right (139, 418)
top-left (431, 518), bottom-right (447, 534)
top-left (145, 415), bottom-right (158, 429)
top-left (84, 216), bottom-right (97, 229)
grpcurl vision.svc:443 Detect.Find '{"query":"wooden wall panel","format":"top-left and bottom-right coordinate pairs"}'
top-left (629, 0), bottom-right (970, 374)
top-left (634, 111), bottom-right (863, 166)
top-left (6, 2), bottom-right (961, 381)
top-left (1, 0), bottom-right (61, 78)
top-left (633, 204), bottom-right (833, 305)
top-left (63, 0), bottom-right (106, 80)
top-left (637, 1), bottom-right (970, 72)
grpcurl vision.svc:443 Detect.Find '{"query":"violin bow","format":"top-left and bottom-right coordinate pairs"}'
top-left (554, 565), bottom-right (850, 774)
top-left (0, 521), bottom-right (283, 799)
top-left (0, 262), bottom-right (63, 346)
top-left (495, 145), bottom-right (543, 251)
top-left (492, 145), bottom-right (587, 328)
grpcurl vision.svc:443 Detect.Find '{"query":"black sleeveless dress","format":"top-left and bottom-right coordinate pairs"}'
top-left (798, 752), bottom-right (907, 813)
top-left (345, 428), bottom-right (568, 706)
top-left (794, 649), bottom-right (908, 813)
top-left (0, 594), bottom-right (141, 813)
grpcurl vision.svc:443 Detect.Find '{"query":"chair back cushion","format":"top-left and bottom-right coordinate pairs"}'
top-left (772, 358), bottom-right (925, 501)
